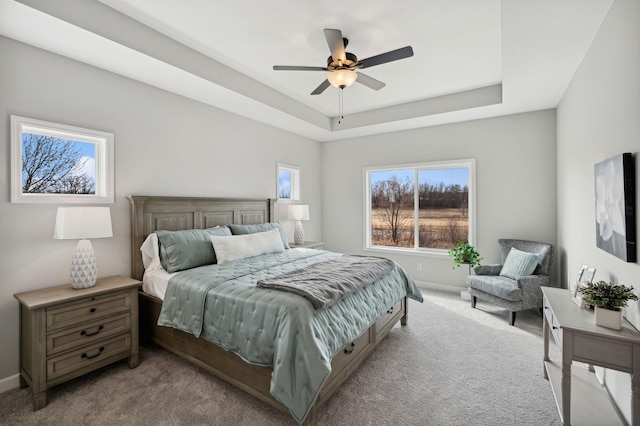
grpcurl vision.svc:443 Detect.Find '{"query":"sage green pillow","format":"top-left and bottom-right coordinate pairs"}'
top-left (157, 226), bottom-right (231, 273)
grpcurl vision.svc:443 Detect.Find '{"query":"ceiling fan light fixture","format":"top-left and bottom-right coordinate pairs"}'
top-left (327, 69), bottom-right (358, 88)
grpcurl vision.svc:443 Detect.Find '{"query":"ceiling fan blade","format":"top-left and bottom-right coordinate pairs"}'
top-left (358, 46), bottom-right (414, 69)
top-left (273, 65), bottom-right (327, 71)
top-left (324, 29), bottom-right (346, 63)
top-left (311, 79), bottom-right (331, 95)
top-left (355, 72), bottom-right (386, 91)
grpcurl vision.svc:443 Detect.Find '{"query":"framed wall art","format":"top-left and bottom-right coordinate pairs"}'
top-left (11, 115), bottom-right (114, 204)
top-left (594, 153), bottom-right (635, 262)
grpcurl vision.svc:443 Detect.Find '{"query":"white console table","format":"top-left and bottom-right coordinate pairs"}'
top-left (542, 287), bottom-right (640, 426)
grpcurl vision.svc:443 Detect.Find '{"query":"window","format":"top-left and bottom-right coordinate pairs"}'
top-left (277, 163), bottom-right (300, 202)
top-left (10, 115), bottom-right (114, 204)
top-left (365, 159), bottom-right (476, 254)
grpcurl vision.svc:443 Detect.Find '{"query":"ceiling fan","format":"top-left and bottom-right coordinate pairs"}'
top-left (273, 29), bottom-right (414, 95)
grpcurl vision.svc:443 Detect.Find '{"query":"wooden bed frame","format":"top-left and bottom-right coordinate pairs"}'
top-left (128, 195), bottom-right (408, 422)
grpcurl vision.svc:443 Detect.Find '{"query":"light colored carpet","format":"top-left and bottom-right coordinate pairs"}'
top-left (0, 289), bottom-right (562, 425)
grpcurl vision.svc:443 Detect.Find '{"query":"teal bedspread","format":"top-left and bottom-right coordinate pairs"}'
top-left (157, 248), bottom-right (423, 423)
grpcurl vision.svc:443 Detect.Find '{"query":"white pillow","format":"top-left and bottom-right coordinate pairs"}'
top-left (140, 233), bottom-right (163, 271)
top-left (211, 228), bottom-right (285, 264)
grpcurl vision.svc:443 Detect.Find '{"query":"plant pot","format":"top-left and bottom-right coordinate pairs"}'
top-left (594, 306), bottom-right (622, 330)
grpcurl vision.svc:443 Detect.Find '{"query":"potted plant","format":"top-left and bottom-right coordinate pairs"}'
top-left (581, 280), bottom-right (638, 330)
top-left (448, 240), bottom-right (483, 269)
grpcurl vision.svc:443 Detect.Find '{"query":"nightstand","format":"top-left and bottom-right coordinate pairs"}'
top-left (14, 275), bottom-right (141, 411)
top-left (290, 241), bottom-right (324, 249)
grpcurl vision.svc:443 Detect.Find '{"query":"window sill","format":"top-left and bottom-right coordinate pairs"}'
top-left (363, 245), bottom-right (449, 259)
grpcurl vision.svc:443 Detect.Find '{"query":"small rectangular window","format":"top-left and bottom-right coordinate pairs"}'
top-left (277, 163), bottom-right (300, 201)
top-left (10, 115), bottom-right (114, 204)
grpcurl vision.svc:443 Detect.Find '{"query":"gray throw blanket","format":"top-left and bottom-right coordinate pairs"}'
top-left (256, 254), bottom-right (395, 309)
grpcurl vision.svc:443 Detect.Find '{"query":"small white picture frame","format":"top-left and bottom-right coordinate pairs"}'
top-left (572, 264), bottom-right (596, 308)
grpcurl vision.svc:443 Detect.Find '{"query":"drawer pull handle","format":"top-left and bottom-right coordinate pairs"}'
top-left (387, 307), bottom-right (394, 314)
top-left (344, 343), bottom-right (355, 355)
top-left (81, 347), bottom-right (104, 360)
top-left (552, 326), bottom-right (558, 330)
top-left (80, 325), bottom-right (104, 337)
top-left (90, 308), bottom-right (96, 313)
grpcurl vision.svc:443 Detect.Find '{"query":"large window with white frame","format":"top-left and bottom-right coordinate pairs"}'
top-left (364, 159), bottom-right (476, 254)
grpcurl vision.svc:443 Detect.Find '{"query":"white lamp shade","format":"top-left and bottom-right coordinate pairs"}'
top-left (288, 204), bottom-right (310, 221)
top-left (54, 207), bottom-right (113, 240)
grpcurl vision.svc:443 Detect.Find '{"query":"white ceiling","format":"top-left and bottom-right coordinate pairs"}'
top-left (1, 0), bottom-right (614, 141)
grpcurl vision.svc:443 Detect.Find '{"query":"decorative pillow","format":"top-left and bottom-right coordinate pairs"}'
top-left (140, 233), bottom-right (163, 271)
top-left (228, 222), bottom-right (290, 249)
top-left (211, 228), bottom-right (285, 264)
top-left (499, 247), bottom-right (540, 279)
top-left (156, 226), bottom-right (231, 273)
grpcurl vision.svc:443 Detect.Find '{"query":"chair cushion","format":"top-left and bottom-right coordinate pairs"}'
top-left (467, 275), bottom-right (523, 302)
top-left (499, 248), bottom-right (540, 279)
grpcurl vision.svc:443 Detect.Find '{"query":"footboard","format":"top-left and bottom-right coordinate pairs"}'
top-left (139, 292), bottom-right (408, 420)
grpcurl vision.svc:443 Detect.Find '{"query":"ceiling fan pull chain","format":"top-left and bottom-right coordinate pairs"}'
top-left (338, 88), bottom-right (344, 124)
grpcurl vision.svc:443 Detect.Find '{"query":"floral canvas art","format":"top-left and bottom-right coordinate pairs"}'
top-left (594, 153), bottom-right (636, 262)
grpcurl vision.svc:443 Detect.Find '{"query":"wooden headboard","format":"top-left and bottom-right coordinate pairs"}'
top-left (128, 195), bottom-right (275, 281)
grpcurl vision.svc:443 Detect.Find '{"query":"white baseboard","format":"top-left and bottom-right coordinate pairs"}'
top-left (0, 374), bottom-right (20, 394)
top-left (414, 280), bottom-right (465, 294)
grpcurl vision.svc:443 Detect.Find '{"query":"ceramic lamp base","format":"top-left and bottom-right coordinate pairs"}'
top-left (294, 220), bottom-right (305, 245)
top-left (70, 239), bottom-right (98, 289)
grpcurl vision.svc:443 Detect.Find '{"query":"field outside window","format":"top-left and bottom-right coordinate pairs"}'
top-left (365, 159), bottom-right (476, 253)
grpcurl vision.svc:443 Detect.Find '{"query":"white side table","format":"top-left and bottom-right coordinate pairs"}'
top-left (542, 287), bottom-right (640, 425)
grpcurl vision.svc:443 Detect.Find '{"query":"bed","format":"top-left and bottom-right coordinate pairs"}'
top-left (128, 195), bottom-right (422, 423)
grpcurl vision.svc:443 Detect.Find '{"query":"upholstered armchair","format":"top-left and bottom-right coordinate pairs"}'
top-left (466, 239), bottom-right (554, 326)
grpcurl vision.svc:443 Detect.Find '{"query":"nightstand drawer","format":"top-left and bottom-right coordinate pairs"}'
top-left (543, 298), bottom-right (562, 348)
top-left (47, 334), bottom-right (132, 380)
top-left (47, 290), bottom-right (131, 331)
top-left (47, 312), bottom-right (131, 355)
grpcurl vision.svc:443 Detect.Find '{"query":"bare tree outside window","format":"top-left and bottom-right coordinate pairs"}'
top-left (370, 173), bottom-right (414, 247)
top-left (21, 134), bottom-right (95, 195)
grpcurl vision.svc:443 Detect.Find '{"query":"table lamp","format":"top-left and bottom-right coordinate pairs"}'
top-left (53, 206), bottom-right (113, 289)
top-left (288, 204), bottom-right (309, 245)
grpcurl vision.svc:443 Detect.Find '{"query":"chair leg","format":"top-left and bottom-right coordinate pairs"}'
top-left (471, 295), bottom-right (476, 309)
top-left (509, 311), bottom-right (516, 326)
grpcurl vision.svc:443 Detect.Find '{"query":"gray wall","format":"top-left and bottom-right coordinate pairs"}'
top-left (322, 110), bottom-right (558, 289)
top-left (0, 36), bottom-right (322, 382)
top-left (557, 0), bottom-right (640, 422)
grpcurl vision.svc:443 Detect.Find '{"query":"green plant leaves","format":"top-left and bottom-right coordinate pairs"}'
top-left (581, 280), bottom-right (638, 310)
top-left (448, 240), bottom-right (482, 269)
